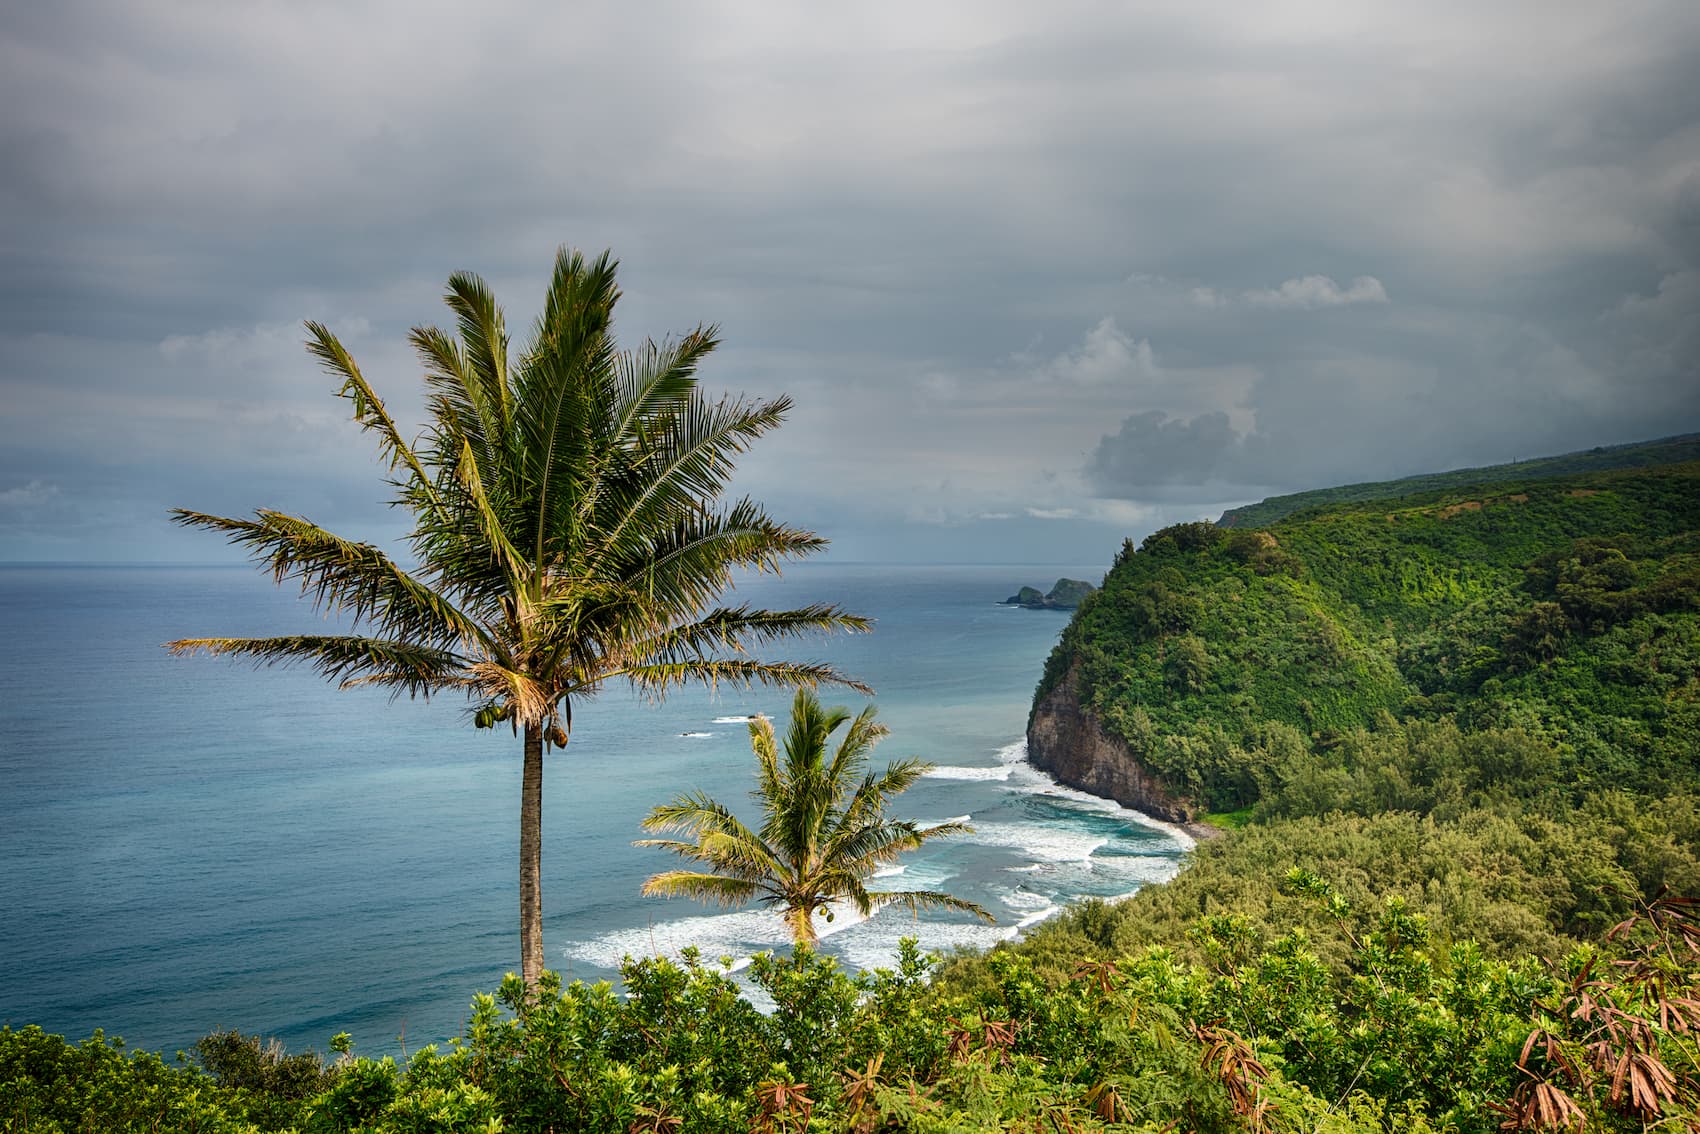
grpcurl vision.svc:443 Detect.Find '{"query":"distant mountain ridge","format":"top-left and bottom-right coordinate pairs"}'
top-left (1218, 433), bottom-right (1700, 529)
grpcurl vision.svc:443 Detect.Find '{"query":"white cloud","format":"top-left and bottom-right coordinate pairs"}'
top-left (1039, 317), bottom-right (1159, 384)
top-left (2, 0), bottom-right (1696, 562)
top-left (159, 319), bottom-right (371, 367)
top-left (1242, 275), bottom-right (1389, 310)
top-left (0, 479), bottom-right (61, 510)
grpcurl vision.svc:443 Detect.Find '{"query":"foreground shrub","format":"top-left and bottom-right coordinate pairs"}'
top-left (15, 891), bottom-right (1700, 1132)
top-left (0, 1026), bottom-right (263, 1133)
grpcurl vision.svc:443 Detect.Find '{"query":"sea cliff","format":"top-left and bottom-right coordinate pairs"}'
top-left (1025, 664), bottom-right (1196, 823)
top-left (1023, 450), bottom-right (1700, 835)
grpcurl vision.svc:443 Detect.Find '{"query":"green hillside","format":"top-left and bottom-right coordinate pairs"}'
top-left (999, 450), bottom-right (1700, 991)
top-left (1217, 433), bottom-right (1700, 529)
top-left (1039, 458), bottom-right (1700, 814)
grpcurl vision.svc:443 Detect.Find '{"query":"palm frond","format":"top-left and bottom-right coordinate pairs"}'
top-left (609, 326), bottom-right (719, 447)
top-left (165, 635), bottom-right (463, 698)
top-left (917, 818), bottom-right (975, 839)
top-left (638, 796), bottom-right (789, 885)
top-left (452, 439), bottom-right (528, 584)
top-left (593, 396), bottom-right (794, 571)
top-left (629, 499), bottom-right (834, 620)
top-left (409, 324), bottom-right (504, 484)
top-left (627, 604), bottom-right (873, 665)
top-left (640, 793), bottom-right (734, 833)
top-left (829, 760), bottom-right (932, 845)
top-left (750, 713), bottom-right (785, 817)
top-left (824, 705), bottom-right (888, 798)
top-left (619, 658), bottom-right (873, 698)
top-left (516, 247), bottom-right (619, 567)
top-left (443, 271), bottom-right (512, 435)
top-left (696, 831), bottom-right (788, 882)
top-left (169, 508), bottom-right (485, 650)
top-left (868, 889), bottom-right (995, 924)
top-left (640, 871), bottom-right (762, 907)
top-left (823, 821), bottom-right (925, 874)
top-left (639, 793), bottom-right (774, 864)
top-left (305, 321), bottom-right (443, 521)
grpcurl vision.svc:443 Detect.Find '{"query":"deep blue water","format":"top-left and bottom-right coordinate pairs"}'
top-left (0, 563), bottom-right (1188, 1056)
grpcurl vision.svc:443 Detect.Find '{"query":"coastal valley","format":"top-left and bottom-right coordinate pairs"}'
top-left (12, 436), bottom-right (1700, 1133)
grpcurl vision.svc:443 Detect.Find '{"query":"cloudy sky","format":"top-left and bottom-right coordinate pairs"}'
top-left (3, 1), bottom-right (1697, 563)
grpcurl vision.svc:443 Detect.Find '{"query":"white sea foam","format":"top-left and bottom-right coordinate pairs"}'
top-left (875, 858), bottom-right (957, 889)
top-left (923, 764), bottom-right (1015, 782)
top-left (832, 917), bottom-right (1020, 974)
top-left (964, 822), bottom-right (1108, 864)
top-left (565, 736), bottom-right (1190, 989)
top-left (999, 740), bottom-right (1196, 851)
top-left (920, 814), bottom-right (972, 830)
top-left (711, 716), bottom-right (752, 724)
top-left (564, 895), bottom-right (873, 974)
top-left (563, 908), bottom-right (787, 971)
top-left (1014, 904), bottom-right (1062, 930)
top-left (996, 887), bottom-right (1055, 912)
top-left (997, 856), bottom-right (1173, 905)
top-left (679, 731), bottom-right (714, 738)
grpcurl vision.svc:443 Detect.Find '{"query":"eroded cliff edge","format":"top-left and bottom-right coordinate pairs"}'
top-left (1026, 665), bottom-right (1197, 823)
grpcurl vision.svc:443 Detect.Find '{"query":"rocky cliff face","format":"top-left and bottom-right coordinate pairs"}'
top-left (1026, 666), bottom-right (1197, 822)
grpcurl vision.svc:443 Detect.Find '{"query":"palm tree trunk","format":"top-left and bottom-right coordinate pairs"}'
top-left (787, 904), bottom-right (818, 948)
top-left (520, 721), bottom-right (544, 988)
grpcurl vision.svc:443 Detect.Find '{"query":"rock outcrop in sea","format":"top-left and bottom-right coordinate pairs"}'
top-left (1002, 578), bottom-right (1095, 610)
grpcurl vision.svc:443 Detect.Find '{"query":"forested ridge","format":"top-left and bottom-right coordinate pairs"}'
top-left (1216, 433), bottom-right (1700, 529)
top-left (12, 454), bottom-right (1700, 1132)
top-left (1006, 455), bottom-right (1700, 982)
top-left (1035, 457), bottom-right (1700, 818)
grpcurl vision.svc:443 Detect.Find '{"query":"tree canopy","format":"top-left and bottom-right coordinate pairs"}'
top-left (638, 688), bottom-right (990, 944)
top-left (169, 247), bottom-right (869, 984)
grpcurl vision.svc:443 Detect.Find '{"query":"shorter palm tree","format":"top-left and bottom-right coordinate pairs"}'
top-left (637, 689), bottom-right (992, 945)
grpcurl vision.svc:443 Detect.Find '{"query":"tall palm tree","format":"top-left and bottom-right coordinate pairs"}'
top-left (168, 247), bottom-right (869, 987)
top-left (637, 688), bottom-right (992, 946)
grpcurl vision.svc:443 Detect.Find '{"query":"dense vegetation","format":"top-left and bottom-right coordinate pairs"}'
top-left (981, 452), bottom-right (1700, 1124)
top-left (14, 448), bottom-right (1700, 1131)
top-left (1039, 459), bottom-right (1700, 818)
top-left (15, 897), bottom-right (1700, 1132)
top-left (1217, 433), bottom-right (1699, 529)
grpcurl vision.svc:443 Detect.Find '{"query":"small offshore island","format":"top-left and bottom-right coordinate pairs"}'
top-left (1001, 577), bottom-right (1096, 610)
top-left (21, 434), bottom-right (1700, 1133)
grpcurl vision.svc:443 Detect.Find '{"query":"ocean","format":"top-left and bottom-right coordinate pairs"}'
top-left (0, 562), bottom-right (1189, 1057)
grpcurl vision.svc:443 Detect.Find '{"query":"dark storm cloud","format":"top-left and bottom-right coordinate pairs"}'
top-left (1, 1), bottom-right (1697, 561)
top-left (1086, 412), bottom-right (1243, 493)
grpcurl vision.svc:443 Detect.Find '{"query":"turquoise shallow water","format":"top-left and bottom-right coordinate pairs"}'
top-left (0, 562), bottom-right (1189, 1056)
